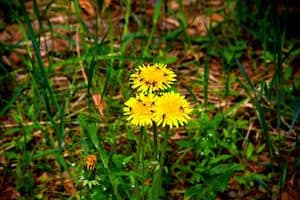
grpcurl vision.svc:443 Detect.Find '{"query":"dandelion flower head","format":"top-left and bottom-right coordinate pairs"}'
top-left (123, 93), bottom-right (157, 127)
top-left (153, 91), bottom-right (192, 128)
top-left (130, 63), bottom-right (176, 93)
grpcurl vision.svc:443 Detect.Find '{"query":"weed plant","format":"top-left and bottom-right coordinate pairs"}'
top-left (0, 0), bottom-right (299, 199)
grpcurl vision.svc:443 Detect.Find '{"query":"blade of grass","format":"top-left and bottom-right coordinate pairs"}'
top-left (272, 5), bottom-right (284, 129)
top-left (0, 86), bottom-right (24, 116)
top-left (279, 160), bottom-right (288, 189)
top-left (102, 11), bottom-right (116, 98)
top-left (123, 0), bottom-right (131, 36)
top-left (118, 0), bottom-right (131, 68)
top-left (87, 28), bottom-right (110, 95)
top-left (50, 53), bottom-right (126, 69)
top-left (237, 59), bottom-right (274, 159)
top-left (95, 0), bottom-right (104, 13)
top-left (204, 55), bottom-right (209, 107)
top-left (73, 0), bottom-right (90, 35)
top-left (288, 102), bottom-right (300, 134)
top-left (142, 0), bottom-right (163, 58)
top-left (19, 1), bottom-right (67, 168)
top-left (203, 23), bottom-right (215, 108)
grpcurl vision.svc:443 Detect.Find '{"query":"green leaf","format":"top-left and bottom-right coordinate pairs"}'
top-left (246, 143), bottom-right (254, 159)
top-left (210, 154), bottom-right (232, 164)
top-left (256, 144), bottom-right (265, 153)
top-left (289, 102), bottom-right (300, 133)
top-left (209, 163), bottom-right (242, 175)
top-left (86, 122), bottom-right (99, 150)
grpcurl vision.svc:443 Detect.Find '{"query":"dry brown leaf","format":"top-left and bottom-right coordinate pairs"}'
top-left (104, 0), bottom-right (112, 8)
top-left (40, 37), bottom-right (69, 57)
top-left (170, 132), bottom-right (184, 140)
top-left (53, 38), bottom-right (70, 52)
top-left (0, 24), bottom-right (22, 42)
top-left (185, 49), bottom-right (205, 62)
top-left (9, 52), bottom-right (21, 65)
top-left (205, 0), bottom-right (224, 10)
top-left (62, 171), bottom-right (77, 195)
top-left (167, 0), bottom-right (180, 11)
top-left (0, 186), bottom-right (20, 200)
top-left (36, 172), bottom-right (51, 184)
top-left (229, 177), bottom-right (239, 190)
top-left (187, 16), bottom-right (208, 36)
top-left (143, 178), bottom-right (151, 186)
top-left (92, 93), bottom-right (106, 116)
top-left (182, 0), bottom-right (194, 6)
top-left (79, 0), bottom-right (96, 18)
top-left (281, 191), bottom-right (288, 200)
top-left (64, 179), bottom-right (76, 195)
top-left (159, 17), bottom-right (180, 31)
top-left (210, 13), bottom-right (224, 23)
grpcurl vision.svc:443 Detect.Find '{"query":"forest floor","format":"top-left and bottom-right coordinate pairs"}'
top-left (0, 0), bottom-right (300, 199)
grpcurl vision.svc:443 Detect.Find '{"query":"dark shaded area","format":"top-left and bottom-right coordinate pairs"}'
top-left (0, 0), bottom-right (20, 24)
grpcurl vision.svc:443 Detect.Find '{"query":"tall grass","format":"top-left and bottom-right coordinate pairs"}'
top-left (0, 0), bottom-right (299, 199)
top-left (235, 0), bottom-right (300, 197)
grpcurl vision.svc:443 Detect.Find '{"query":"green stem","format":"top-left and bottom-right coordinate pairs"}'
top-left (153, 122), bottom-right (158, 161)
top-left (135, 126), bottom-right (145, 199)
top-left (151, 126), bottom-right (170, 200)
top-left (97, 148), bottom-right (121, 200)
top-left (123, 0), bottom-right (131, 36)
top-left (136, 127), bottom-right (145, 171)
top-left (160, 126), bottom-right (170, 165)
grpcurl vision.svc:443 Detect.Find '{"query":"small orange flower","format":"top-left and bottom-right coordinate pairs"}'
top-left (86, 154), bottom-right (97, 170)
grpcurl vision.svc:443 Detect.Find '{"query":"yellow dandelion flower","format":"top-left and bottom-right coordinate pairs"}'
top-left (86, 154), bottom-right (97, 170)
top-left (130, 63), bottom-right (177, 93)
top-left (124, 93), bottom-right (157, 127)
top-left (153, 91), bottom-right (192, 128)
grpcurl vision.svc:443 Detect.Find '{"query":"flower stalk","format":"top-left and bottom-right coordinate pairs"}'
top-left (123, 63), bottom-right (192, 198)
top-left (153, 122), bottom-right (158, 160)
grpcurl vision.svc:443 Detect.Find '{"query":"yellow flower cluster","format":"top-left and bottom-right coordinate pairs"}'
top-left (124, 63), bottom-right (192, 128)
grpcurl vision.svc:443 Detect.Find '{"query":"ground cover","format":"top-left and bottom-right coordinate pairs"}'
top-left (0, 0), bottom-right (299, 199)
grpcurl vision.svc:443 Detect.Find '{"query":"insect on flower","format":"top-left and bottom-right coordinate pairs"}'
top-left (179, 105), bottom-right (184, 112)
top-left (86, 154), bottom-right (97, 170)
top-left (151, 81), bottom-right (157, 87)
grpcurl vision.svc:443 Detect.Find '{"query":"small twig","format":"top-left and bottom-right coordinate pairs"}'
top-left (76, 26), bottom-right (88, 84)
top-left (243, 120), bottom-right (254, 148)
